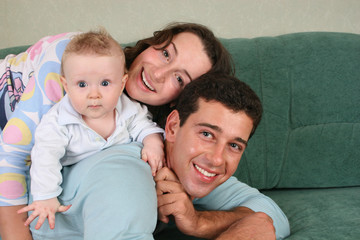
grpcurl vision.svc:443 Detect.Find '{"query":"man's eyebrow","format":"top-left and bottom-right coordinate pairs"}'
top-left (197, 123), bottom-right (248, 146)
top-left (170, 42), bottom-right (193, 81)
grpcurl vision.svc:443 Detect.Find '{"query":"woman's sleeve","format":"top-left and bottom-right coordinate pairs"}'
top-left (0, 32), bottom-right (77, 206)
top-left (193, 176), bottom-right (290, 239)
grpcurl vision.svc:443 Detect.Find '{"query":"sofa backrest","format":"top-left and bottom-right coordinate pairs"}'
top-left (221, 32), bottom-right (360, 189)
top-left (1, 32), bottom-right (359, 190)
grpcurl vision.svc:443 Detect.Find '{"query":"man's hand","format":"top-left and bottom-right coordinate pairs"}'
top-left (215, 212), bottom-right (276, 240)
top-left (17, 197), bottom-right (71, 230)
top-left (155, 167), bottom-right (199, 235)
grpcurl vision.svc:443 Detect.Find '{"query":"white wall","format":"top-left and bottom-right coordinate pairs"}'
top-left (2, 0), bottom-right (360, 49)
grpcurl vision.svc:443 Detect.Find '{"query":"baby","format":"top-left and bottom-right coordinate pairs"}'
top-left (18, 28), bottom-right (164, 230)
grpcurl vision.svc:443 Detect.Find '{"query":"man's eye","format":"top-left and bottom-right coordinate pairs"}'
top-left (230, 143), bottom-right (242, 151)
top-left (201, 131), bottom-right (212, 138)
top-left (101, 80), bottom-right (110, 86)
top-left (78, 82), bottom-right (87, 88)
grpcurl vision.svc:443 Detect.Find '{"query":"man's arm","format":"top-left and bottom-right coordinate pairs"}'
top-left (155, 168), bottom-right (286, 239)
top-left (194, 176), bottom-right (290, 239)
top-left (179, 205), bottom-right (276, 239)
top-left (215, 212), bottom-right (276, 240)
top-left (0, 205), bottom-right (33, 240)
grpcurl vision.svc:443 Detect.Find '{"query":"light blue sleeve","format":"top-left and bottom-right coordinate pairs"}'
top-left (193, 176), bottom-right (290, 239)
top-left (29, 142), bottom-right (157, 240)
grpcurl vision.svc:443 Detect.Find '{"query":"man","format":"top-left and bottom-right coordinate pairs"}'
top-left (155, 73), bottom-right (290, 239)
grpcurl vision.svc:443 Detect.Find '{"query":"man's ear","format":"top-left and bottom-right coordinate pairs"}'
top-left (165, 110), bottom-right (180, 143)
top-left (60, 76), bottom-right (68, 93)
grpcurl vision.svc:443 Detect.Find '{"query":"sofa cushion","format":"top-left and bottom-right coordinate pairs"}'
top-left (220, 32), bottom-right (360, 189)
top-left (263, 187), bottom-right (360, 240)
top-left (154, 187), bottom-right (360, 240)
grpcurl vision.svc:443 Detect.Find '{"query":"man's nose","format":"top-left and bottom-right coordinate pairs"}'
top-left (207, 144), bottom-right (225, 167)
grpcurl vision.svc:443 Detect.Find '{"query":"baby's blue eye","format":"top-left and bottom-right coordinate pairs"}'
top-left (101, 80), bottom-right (110, 86)
top-left (78, 82), bottom-right (87, 88)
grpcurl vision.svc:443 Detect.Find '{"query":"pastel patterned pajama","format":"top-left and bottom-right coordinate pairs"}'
top-left (0, 33), bottom-right (77, 206)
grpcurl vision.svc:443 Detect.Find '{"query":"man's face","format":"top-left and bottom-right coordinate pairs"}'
top-left (165, 99), bottom-right (254, 198)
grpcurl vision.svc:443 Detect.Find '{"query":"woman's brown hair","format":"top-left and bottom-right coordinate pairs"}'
top-left (124, 22), bottom-right (234, 76)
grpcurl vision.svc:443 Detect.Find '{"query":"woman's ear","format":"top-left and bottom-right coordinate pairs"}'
top-left (60, 76), bottom-right (68, 93)
top-left (169, 101), bottom-right (176, 108)
top-left (165, 110), bottom-right (180, 142)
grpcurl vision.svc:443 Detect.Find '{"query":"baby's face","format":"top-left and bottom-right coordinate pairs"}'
top-left (61, 53), bottom-right (127, 121)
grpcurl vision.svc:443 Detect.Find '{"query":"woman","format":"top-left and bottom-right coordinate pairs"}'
top-left (0, 23), bottom-right (233, 239)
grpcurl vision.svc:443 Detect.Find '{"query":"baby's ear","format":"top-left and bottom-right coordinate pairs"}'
top-left (120, 74), bottom-right (128, 93)
top-left (122, 73), bottom-right (128, 84)
top-left (60, 76), bottom-right (68, 92)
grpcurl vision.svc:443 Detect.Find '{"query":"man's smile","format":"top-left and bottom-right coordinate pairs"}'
top-left (194, 164), bottom-right (217, 178)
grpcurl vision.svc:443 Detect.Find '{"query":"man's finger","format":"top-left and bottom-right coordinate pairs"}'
top-left (156, 179), bottom-right (184, 196)
top-left (154, 167), bottom-right (179, 182)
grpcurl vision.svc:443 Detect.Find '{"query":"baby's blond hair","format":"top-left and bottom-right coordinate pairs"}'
top-left (61, 27), bottom-right (125, 76)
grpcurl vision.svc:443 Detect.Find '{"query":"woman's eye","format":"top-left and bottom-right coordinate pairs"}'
top-left (176, 75), bottom-right (184, 86)
top-left (162, 49), bottom-right (170, 60)
top-left (101, 80), bottom-right (110, 86)
top-left (78, 82), bottom-right (87, 88)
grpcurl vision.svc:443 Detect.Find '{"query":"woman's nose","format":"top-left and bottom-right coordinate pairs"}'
top-left (153, 66), bottom-right (169, 83)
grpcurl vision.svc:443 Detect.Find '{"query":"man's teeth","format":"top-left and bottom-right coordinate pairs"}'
top-left (142, 71), bottom-right (155, 91)
top-left (195, 164), bottom-right (216, 177)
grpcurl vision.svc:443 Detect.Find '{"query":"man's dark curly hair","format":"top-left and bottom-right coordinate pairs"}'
top-left (176, 73), bottom-right (263, 138)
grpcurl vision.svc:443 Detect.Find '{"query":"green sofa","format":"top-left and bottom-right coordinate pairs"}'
top-left (1, 31), bottom-right (359, 240)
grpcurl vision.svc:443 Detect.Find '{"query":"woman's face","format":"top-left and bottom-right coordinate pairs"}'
top-left (126, 32), bottom-right (212, 106)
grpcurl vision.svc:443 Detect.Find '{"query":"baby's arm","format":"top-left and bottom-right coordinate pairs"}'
top-left (141, 133), bottom-right (165, 176)
top-left (17, 198), bottom-right (71, 230)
